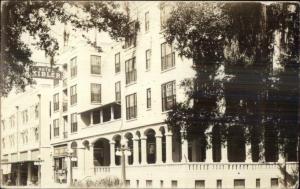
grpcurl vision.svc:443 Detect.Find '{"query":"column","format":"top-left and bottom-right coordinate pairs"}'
top-left (205, 137), bottom-right (213, 163)
top-left (156, 134), bottom-right (163, 164)
top-left (140, 137), bottom-right (147, 164)
top-left (123, 139), bottom-right (129, 166)
top-left (66, 157), bottom-right (72, 186)
top-left (90, 112), bottom-right (93, 126)
top-left (221, 141), bottom-right (228, 163)
top-left (27, 162), bottom-right (32, 185)
top-left (88, 145), bottom-right (94, 176)
top-left (259, 141), bottom-right (266, 162)
top-left (165, 132), bottom-right (173, 163)
top-left (99, 110), bottom-right (103, 123)
top-left (110, 141), bottom-right (116, 166)
top-left (133, 138), bottom-right (139, 165)
top-left (181, 129), bottom-right (189, 163)
top-left (245, 143), bottom-right (252, 163)
top-left (110, 106), bottom-right (114, 121)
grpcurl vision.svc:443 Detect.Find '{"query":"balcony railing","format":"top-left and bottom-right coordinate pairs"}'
top-left (94, 162), bottom-right (299, 176)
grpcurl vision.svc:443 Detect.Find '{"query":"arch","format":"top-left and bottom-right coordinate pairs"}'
top-left (93, 138), bottom-right (110, 166)
top-left (145, 128), bottom-right (156, 164)
top-left (227, 126), bottom-right (246, 162)
top-left (144, 128), bottom-right (156, 136)
top-left (124, 132), bottom-right (134, 165)
top-left (70, 141), bottom-right (78, 167)
top-left (187, 126), bottom-right (206, 162)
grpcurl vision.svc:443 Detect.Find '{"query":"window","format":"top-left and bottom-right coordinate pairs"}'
top-left (256, 179), bottom-right (260, 188)
top-left (115, 81), bottom-right (121, 102)
top-left (125, 180), bottom-right (130, 187)
top-left (35, 104), bottom-right (39, 119)
top-left (136, 180), bottom-right (139, 188)
top-left (146, 49), bottom-right (151, 70)
top-left (147, 88), bottom-right (151, 109)
top-left (234, 179), bottom-right (245, 189)
top-left (9, 115), bottom-right (15, 128)
top-left (160, 180), bottom-right (164, 188)
top-left (115, 53), bottom-right (120, 73)
top-left (22, 110), bottom-right (28, 124)
top-left (162, 81), bottom-right (176, 111)
top-left (125, 57), bottom-right (136, 84)
top-left (91, 83), bottom-right (101, 103)
top-left (53, 119), bottom-right (59, 137)
top-left (70, 85), bottom-right (77, 105)
top-left (161, 42), bottom-right (175, 71)
top-left (126, 93), bottom-right (137, 120)
top-left (171, 180), bottom-right (178, 188)
top-left (71, 113), bottom-right (78, 133)
top-left (146, 180), bottom-right (152, 188)
top-left (160, 4), bottom-right (172, 29)
top-left (54, 79), bottom-right (59, 87)
top-left (271, 178), bottom-right (278, 188)
top-left (71, 142), bottom-right (78, 167)
top-left (53, 93), bottom-right (59, 111)
top-left (195, 180), bottom-right (205, 189)
top-left (70, 57), bottom-right (77, 77)
top-left (145, 11), bottom-right (149, 32)
top-left (217, 179), bottom-right (222, 189)
top-left (91, 55), bottom-right (101, 74)
top-left (34, 127), bottom-right (39, 142)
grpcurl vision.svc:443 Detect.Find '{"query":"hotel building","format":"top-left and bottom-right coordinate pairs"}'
top-left (1, 1), bottom-right (298, 188)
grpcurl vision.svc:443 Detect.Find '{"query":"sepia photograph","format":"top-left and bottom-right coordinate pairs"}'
top-left (0, 1), bottom-right (299, 188)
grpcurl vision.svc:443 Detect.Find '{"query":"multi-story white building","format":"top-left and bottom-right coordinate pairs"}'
top-left (1, 2), bottom-right (298, 188)
top-left (1, 81), bottom-right (53, 187)
top-left (46, 2), bottom-right (298, 189)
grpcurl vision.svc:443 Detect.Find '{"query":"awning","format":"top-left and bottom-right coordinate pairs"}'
top-left (78, 101), bottom-right (120, 114)
top-left (2, 160), bottom-right (39, 164)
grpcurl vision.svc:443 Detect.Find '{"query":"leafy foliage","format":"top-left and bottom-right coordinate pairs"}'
top-left (1, 1), bottom-right (136, 96)
top-left (164, 2), bottom-right (299, 158)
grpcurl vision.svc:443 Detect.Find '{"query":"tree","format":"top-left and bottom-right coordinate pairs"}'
top-left (0, 1), bottom-right (137, 96)
top-left (164, 2), bottom-right (299, 162)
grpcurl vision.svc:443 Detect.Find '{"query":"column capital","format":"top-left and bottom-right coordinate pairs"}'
top-left (140, 136), bottom-right (147, 140)
top-left (155, 134), bottom-right (163, 138)
top-left (133, 137), bottom-right (140, 141)
top-left (110, 141), bottom-right (116, 145)
top-left (165, 132), bottom-right (173, 136)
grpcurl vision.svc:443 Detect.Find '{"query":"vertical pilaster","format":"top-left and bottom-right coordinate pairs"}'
top-left (133, 138), bottom-right (139, 165)
top-left (156, 135), bottom-right (163, 164)
top-left (221, 141), bottom-right (228, 163)
top-left (165, 132), bottom-right (173, 163)
top-left (110, 106), bottom-right (114, 121)
top-left (140, 137), bottom-right (147, 164)
top-left (245, 143), bottom-right (252, 163)
top-left (180, 129), bottom-right (189, 163)
top-left (99, 110), bottom-right (103, 123)
top-left (110, 142), bottom-right (115, 166)
top-left (90, 113), bottom-right (93, 126)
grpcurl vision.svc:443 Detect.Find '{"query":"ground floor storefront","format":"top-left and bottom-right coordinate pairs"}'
top-left (2, 161), bottom-right (39, 186)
